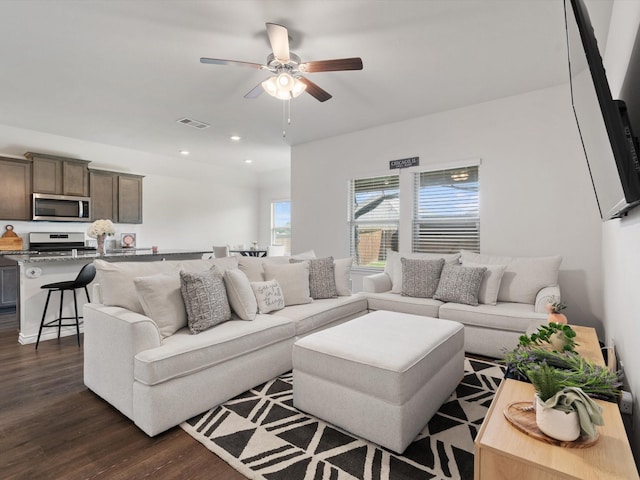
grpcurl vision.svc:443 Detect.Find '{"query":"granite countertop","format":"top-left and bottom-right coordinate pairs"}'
top-left (1, 249), bottom-right (212, 263)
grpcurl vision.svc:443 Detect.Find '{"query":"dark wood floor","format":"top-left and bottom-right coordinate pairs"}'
top-left (0, 327), bottom-right (247, 480)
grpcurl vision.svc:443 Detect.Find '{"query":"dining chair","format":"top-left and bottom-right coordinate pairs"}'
top-left (267, 244), bottom-right (286, 256)
top-left (212, 245), bottom-right (229, 258)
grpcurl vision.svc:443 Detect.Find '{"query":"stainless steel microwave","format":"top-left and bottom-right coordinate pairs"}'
top-left (32, 193), bottom-right (91, 222)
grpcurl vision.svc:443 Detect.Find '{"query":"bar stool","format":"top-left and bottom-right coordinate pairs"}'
top-left (35, 263), bottom-right (96, 349)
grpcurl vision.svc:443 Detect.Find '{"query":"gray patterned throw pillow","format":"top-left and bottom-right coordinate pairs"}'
top-left (433, 263), bottom-right (487, 306)
top-left (180, 266), bottom-right (231, 334)
top-left (290, 257), bottom-right (338, 299)
top-left (401, 257), bottom-right (445, 298)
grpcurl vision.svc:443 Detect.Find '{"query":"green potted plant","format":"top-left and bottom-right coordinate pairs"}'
top-left (527, 363), bottom-right (604, 441)
top-left (546, 295), bottom-right (568, 324)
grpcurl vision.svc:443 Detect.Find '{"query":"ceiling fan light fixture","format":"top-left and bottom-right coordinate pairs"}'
top-left (262, 72), bottom-right (306, 100)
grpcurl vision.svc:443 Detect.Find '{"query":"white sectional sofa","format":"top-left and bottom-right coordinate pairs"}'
top-left (83, 255), bottom-right (367, 436)
top-left (363, 250), bottom-right (562, 357)
top-left (83, 249), bottom-right (562, 437)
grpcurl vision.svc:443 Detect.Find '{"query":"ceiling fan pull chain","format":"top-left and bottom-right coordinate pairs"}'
top-left (282, 100), bottom-right (287, 138)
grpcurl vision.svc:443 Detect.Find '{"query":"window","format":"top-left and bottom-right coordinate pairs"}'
top-left (271, 200), bottom-right (291, 255)
top-left (348, 175), bottom-right (399, 267)
top-left (413, 166), bottom-right (479, 253)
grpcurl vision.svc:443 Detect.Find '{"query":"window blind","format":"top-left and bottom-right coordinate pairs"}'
top-left (348, 174), bottom-right (399, 267)
top-left (413, 166), bottom-right (479, 254)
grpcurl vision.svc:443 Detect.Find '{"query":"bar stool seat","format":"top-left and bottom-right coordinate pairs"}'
top-left (36, 263), bottom-right (96, 349)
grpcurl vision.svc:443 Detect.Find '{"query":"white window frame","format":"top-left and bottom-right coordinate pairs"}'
top-left (270, 200), bottom-right (291, 255)
top-left (348, 174), bottom-right (400, 268)
top-left (412, 165), bottom-right (480, 253)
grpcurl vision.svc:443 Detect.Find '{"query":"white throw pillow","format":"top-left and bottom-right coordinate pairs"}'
top-left (460, 250), bottom-right (562, 304)
top-left (385, 250), bottom-right (461, 293)
top-left (334, 257), bottom-right (353, 296)
top-left (94, 258), bottom-right (180, 314)
top-left (134, 273), bottom-right (187, 339)
top-left (251, 279), bottom-right (285, 313)
top-left (463, 262), bottom-right (507, 305)
top-left (223, 268), bottom-right (257, 320)
top-left (263, 261), bottom-right (312, 306)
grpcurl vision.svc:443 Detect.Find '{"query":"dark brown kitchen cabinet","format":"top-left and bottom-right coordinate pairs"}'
top-left (89, 170), bottom-right (143, 224)
top-left (0, 156), bottom-right (32, 220)
top-left (0, 264), bottom-right (17, 308)
top-left (26, 152), bottom-right (90, 197)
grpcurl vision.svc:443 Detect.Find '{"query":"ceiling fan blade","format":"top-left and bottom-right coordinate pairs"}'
top-left (266, 23), bottom-right (290, 63)
top-left (244, 81), bottom-right (265, 99)
top-left (299, 57), bottom-right (363, 73)
top-left (298, 76), bottom-right (332, 102)
top-left (200, 57), bottom-right (264, 69)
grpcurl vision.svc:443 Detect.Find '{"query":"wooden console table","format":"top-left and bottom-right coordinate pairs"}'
top-left (474, 325), bottom-right (639, 479)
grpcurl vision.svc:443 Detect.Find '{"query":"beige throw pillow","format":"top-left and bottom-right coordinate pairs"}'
top-left (134, 273), bottom-right (187, 339)
top-left (334, 257), bottom-right (353, 296)
top-left (463, 262), bottom-right (507, 305)
top-left (223, 269), bottom-right (257, 320)
top-left (251, 280), bottom-right (285, 314)
top-left (263, 262), bottom-right (312, 306)
top-left (94, 258), bottom-right (180, 314)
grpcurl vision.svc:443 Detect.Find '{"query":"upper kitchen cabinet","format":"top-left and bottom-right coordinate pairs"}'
top-left (89, 169), bottom-right (143, 224)
top-left (0, 156), bottom-right (32, 220)
top-left (25, 152), bottom-right (90, 197)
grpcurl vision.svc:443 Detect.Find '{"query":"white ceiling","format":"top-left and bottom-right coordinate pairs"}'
top-left (0, 0), bottom-right (613, 176)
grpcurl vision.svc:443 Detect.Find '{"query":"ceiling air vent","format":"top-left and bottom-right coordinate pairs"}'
top-left (176, 117), bottom-right (210, 129)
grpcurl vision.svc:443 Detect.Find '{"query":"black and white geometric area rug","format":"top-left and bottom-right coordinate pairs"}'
top-left (181, 357), bottom-right (505, 480)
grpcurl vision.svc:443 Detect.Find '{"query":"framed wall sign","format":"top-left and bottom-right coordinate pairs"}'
top-left (121, 233), bottom-right (136, 248)
top-left (389, 156), bottom-right (419, 169)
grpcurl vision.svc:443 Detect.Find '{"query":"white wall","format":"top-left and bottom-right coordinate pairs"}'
top-left (0, 123), bottom-right (260, 251)
top-left (600, 0), bottom-right (640, 463)
top-left (291, 83), bottom-right (604, 329)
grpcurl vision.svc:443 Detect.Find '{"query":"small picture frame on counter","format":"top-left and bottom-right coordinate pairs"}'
top-left (120, 233), bottom-right (136, 248)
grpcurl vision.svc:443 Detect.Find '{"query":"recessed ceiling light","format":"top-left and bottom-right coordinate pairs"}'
top-left (179, 150), bottom-right (190, 155)
top-left (244, 159), bottom-right (253, 164)
top-left (230, 135), bottom-right (241, 141)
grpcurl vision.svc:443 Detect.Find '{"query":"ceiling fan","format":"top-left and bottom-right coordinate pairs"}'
top-left (200, 22), bottom-right (363, 102)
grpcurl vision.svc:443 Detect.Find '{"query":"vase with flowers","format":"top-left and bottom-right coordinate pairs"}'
top-left (87, 219), bottom-right (115, 255)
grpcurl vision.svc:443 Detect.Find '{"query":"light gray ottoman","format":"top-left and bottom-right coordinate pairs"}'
top-left (292, 310), bottom-right (464, 454)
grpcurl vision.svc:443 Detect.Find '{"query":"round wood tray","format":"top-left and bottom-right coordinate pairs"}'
top-left (504, 401), bottom-right (598, 448)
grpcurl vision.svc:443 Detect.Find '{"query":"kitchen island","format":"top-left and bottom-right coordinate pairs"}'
top-left (4, 249), bottom-right (211, 345)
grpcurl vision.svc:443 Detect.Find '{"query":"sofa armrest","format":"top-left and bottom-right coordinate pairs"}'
top-left (362, 272), bottom-right (392, 293)
top-left (534, 285), bottom-right (561, 313)
top-left (83, 303), bottom-right (161, 419)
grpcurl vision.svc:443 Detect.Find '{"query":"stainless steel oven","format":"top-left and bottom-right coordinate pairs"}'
top-left (32, 194), bottom-right (91, 222)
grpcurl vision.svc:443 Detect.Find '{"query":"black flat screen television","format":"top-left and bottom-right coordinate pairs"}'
top-left (565, 0), bottom-right (640, 220)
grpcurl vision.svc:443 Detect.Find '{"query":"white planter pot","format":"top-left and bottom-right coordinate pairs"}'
top-left (535, 395), bottom-right (580, 442)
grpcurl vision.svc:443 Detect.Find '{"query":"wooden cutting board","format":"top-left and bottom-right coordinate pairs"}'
top-left (0, 225), bottom-right (23, 251)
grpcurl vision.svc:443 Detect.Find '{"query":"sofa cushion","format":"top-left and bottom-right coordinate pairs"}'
top-left (334, 257), bottom-right (353, 296)
top-left (433, 264), bottom-right (487, 306)
top-left (439, 301), bottom-right (546, 333)
top-left (224, 269), bottom-right (257, 320)
top-left (180, 267), bottom-right (231, 334)
top-left (365, 291), bottom-right (442, 318)
top-left (263, 262), bottom-right (312, 306)
top-left (179, 256), bottom-right (239, 273)
top-left (134, 315), bottom-right (296, 386)
top-left (274, 294), bottom-right (368, 336)
top-left (460, 250), bottom-right (562, 304)
top-left (251, 279), bottom-right (285, 314)
top-left (134, 272), bottom-right (187, 339)
top-left (94, 258), bottom-right (181, 314)
top-left (463, 262), bottom-right (507, 305)
top-left (291, 257), bottom-right (337, 299)
top-left (237, 255), bottom-right (291, 282)
top-left (400, 257), bottom-right (445, 298)
top-left (385, 250), bottom-right (461, 293)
